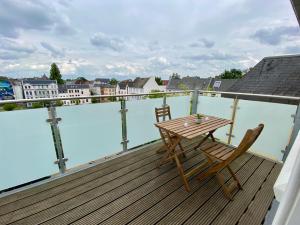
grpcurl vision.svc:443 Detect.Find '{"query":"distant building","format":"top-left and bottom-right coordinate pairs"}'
top-left (116, 77), bottom-right (162, 100)
top-left (211, 79), bottom-right (238, 92)
top-left (99, 84), bottom-right (116, 101)
top-left (167, 76), bottom-right (213, 91)
top-left (90, 84), bottom-right (102, 95)
top-left (162, 80), bottom-right (169, 86)
top-left (224, 54), bottom-right (300, 104)
top-left (94, 78), bottom-right (110, 85)
top-left (116, 79), bottom-right (132, 96)
top-left (22, 79), bottom-right (58, 103)
top-left (167, 76), bottom-right (237, 94)
top-left (11, 80), bottom-right (24, 100)
top-left (0, 80), bottom-right (14, 100)
top-left (58, 84), bottom-right (91, 105)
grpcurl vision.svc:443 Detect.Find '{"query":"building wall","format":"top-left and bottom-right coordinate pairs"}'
top-left (143, 76), bottom-right (160, 93)
top-left (12, 84), bottom-right (24, 100)
top-left (22, 82), bottom-right (58, 100)
top-left (60, 87), bottom-right (91, 106)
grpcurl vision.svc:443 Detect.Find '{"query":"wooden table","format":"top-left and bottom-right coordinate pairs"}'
top-left (155, 114), bottom-right (232, 191)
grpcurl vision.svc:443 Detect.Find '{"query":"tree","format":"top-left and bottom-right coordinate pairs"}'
top-left (171, 73), bottom-right (180, 79)
top-left (50, 63), bottom-right (64, 84)
top-left (220, 69), bottom-right (243, 79)
top-left (155, 77), bottom-right (163, 85)
top-left (109, 78), bottom-right (118, 85)
top-left (32, 102), bottom-right (44, 108)
top-left (3, 103), bottom-right (17, 111)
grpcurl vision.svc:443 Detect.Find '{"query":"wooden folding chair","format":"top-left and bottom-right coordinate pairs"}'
top-left (197, 124), bottom-right (264, 200)
top-left (155, 106), bottom-right (185, 158)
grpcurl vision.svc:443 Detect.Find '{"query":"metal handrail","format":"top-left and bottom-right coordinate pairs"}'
top-left (0, 90), bottom-right (193, 105)
top-left (0, 89), bottom-right (299, 105)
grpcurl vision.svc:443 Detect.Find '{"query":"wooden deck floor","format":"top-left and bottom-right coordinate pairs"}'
top-left (0, 139), bottom-right (281, 225)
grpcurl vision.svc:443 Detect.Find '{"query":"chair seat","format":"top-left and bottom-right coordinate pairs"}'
top-left (200, 141), bottom-right (235, 161)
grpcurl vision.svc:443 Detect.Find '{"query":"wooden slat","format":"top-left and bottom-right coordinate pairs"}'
top-left (0, 141), bottom-right (165, 216)
top-left (0, 140), bottom-right (200, 225)
top-left (237, 164), bottom-right (282, 225)
top-left (102, 154), bottom-right (253, 225)
top-left (184, 160), bottom-right (275, 225)
top-left (0, 138), bottom-right (281, 225)
top-left (155, 155), bottom-right (262, 225)
top-left (0, 140), bottom-right (162, 207)
top-left (23, 145), bottom-right (206, 225)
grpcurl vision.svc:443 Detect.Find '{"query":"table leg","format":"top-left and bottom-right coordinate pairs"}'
top-left (194, 129), bottom-right (216, 150)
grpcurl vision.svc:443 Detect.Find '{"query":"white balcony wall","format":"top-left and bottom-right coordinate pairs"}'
top-left (0, 109), bottom-right (57, 190)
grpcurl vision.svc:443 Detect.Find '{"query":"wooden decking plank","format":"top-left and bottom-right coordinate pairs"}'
top-left (0, 138), bottom-right (197, 215)
top-left (0, 140), bottom-right (162, 207)
top-left (184, 159), bottom-right (275, 225)
top-left (155, 155), bottom-right (262, 225)
top-left (237, 164), bottom-right (282, 225)
top-left (0, 141), bottom-right (166, 216)
top-left (31, 145), bottom-right (206, 225)
top-left (0, 140), bottom-right (200, 225)
top-left (210, 160), bottom-right (276, 225)
top-left (114, 154), bottom-right (252, 225)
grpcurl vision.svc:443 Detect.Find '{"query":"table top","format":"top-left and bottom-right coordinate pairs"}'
top-left (155, 114), bottom-right (232, 139)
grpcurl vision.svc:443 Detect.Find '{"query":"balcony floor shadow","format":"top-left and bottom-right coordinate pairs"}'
top-left (0, 139), bottom-right (281, 225)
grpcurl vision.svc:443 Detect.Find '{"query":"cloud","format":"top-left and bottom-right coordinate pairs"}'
top-left (184, 52), bottom-right (238, 61)
top-left (90, 32), bottom-right (126, 51)
top-left (0, 38), bottom-right (36, 60)
top-left (251, 26), bottom-right (300, 45)
top-left (189, 38), bottom-right (215, 48)
top-left (104, 62), bottom-right (144, 75)
top-left (0, 38), bottom-right (35, 53)
top-left (0, 0), bottom-right (76, 38)
top-left (40, 42), bottom-right (64, 57)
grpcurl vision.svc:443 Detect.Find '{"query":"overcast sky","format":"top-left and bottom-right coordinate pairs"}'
top-left (0, 0), bottom-right (299, 80)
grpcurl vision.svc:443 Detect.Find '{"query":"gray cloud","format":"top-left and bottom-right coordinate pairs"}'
top-left (184, 52), bottom-right (238, 61)
top-left (251, 26), bottom-right (300, 45)
top-left (40, 42), bottom-right (64, 57)
top-left (0, 38), bottom-right (36, 60)
top-left (0, 0), bottom-right (75, 38)
top-left (0, 38), bottom-right (36, 53)
top-left (189, 38), bottom-right (215, 48)
top-left (90, 32), bottom-right (125, 51)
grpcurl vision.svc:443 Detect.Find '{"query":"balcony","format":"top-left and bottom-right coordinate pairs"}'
top-left (0, 91), bottom-right (298, 225)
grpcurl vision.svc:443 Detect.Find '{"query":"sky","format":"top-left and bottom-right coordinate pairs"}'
top-left (0, 0), bottom-right (299, 80)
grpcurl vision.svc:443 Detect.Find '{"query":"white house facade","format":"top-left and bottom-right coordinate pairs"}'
top-left (22, 79), bottom-right (58, 100)
top-left (58, 84), bottom-right (91, 105)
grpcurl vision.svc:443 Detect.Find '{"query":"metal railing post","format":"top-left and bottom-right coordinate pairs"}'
top-left (283, 102), bottom-right (300, 161)
top-left (162, 94), bottom-right (167, 121)
top-left (120, 99), bottom-right (128, 151)
top-left (190, 89), bottom-right (199, 115)
top-left (46, 102), bottom-right (67, 173)
top-left (227, 97), bottom-right (239, 145)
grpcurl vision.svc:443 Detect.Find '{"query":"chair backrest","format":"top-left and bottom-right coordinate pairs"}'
top-left (226, 124), bottom-right (264, 163)
top-left (155, 106), bottom-right (171, 122)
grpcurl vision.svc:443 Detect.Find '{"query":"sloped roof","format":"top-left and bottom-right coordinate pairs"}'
top-left (224, 54), bottom-right (300, 104)
top-left (22, 79), bottom-right (56, 85)
top-left (99, 84), bottom-right (116, 88)
top-left (118, 79), bottom-right (132, 89)
top-left (167, 76), bottom-right (212, 90)
top-left (95, 78), bottom-right (110, 83)
top-left (132, 77), bottom-right (150, 88)
top-left (227, 55), bottom-right (300, 97)
top-left (211, 79), bottom-right (238, 92)
top-left (58, 84), bottom-right (90, 93)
